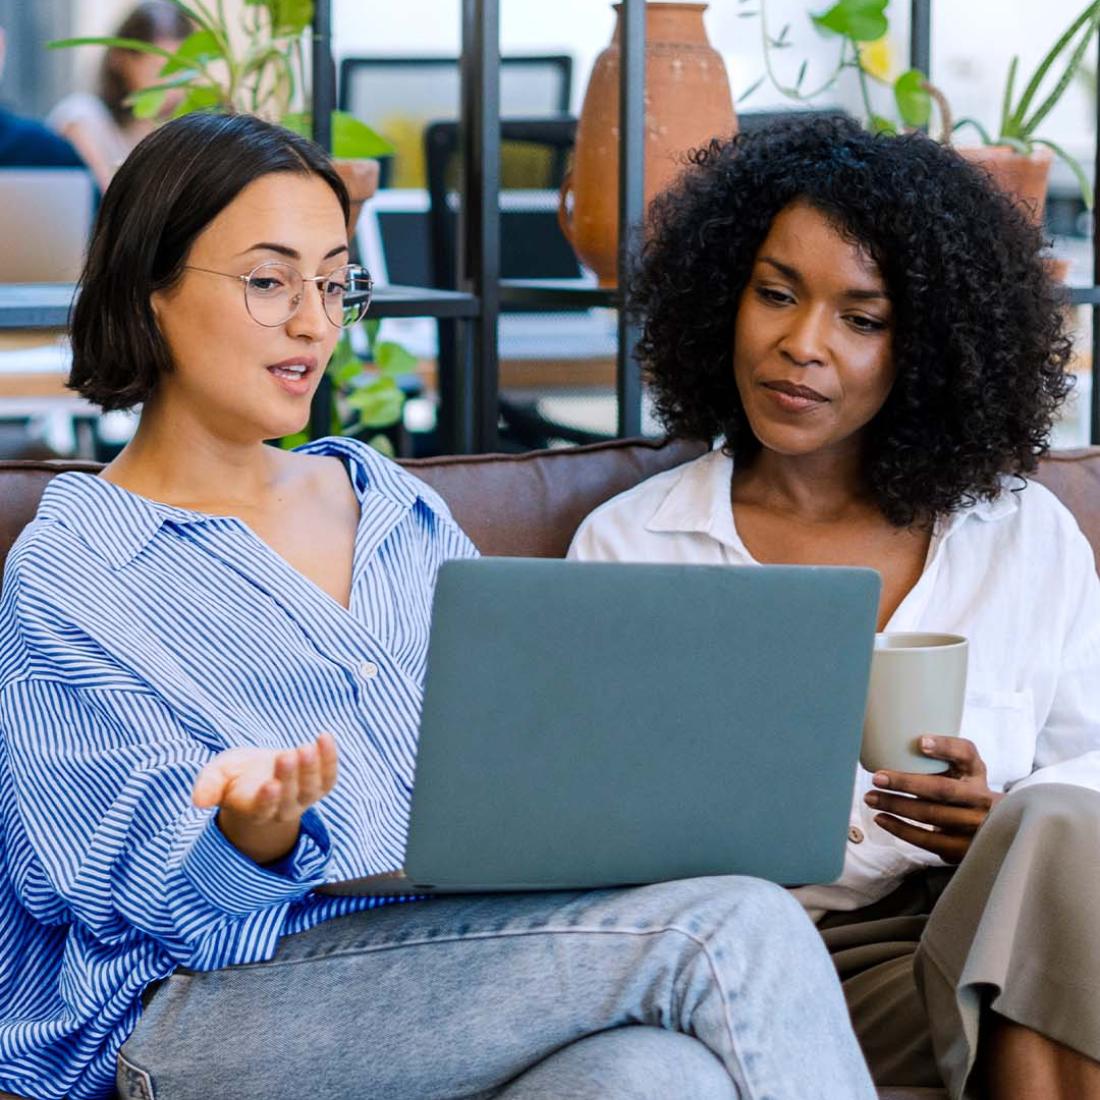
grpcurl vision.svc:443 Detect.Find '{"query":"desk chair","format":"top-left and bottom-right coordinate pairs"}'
top-left (425, 117), bottom-right (615, 451)
top-left (338, 55), bottom-right (572, 189)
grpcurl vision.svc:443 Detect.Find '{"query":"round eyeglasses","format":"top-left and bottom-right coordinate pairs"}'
top-left (183, 261), bottom-right (373, 328)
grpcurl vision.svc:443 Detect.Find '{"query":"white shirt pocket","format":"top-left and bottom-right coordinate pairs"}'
top-left (960, 689), bottom-right (1037, 791)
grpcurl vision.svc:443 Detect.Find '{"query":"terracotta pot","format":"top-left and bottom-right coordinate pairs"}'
top-left (956, 145), bottom-right (1053, 227)
top-left (333, 157), bottom-right (380, 236)
top-left (559, 2), bottom-right (735, 287)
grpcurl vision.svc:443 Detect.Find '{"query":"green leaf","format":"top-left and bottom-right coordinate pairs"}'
top-left (999, 56), bottom-right (1019, 137)
top-left (893, 69), bottom-right (931, 127)
top-left (1009, 1), bottom-right (1100, 133)
top-left (375, 341), bottom-right (418, 376)
top-left (737, 74), bottom-right (767, 103)
top-left (345, 377), bottom-right (406, 428)
top-left (811, 0), bottom-right (888, 43)
top-left (364, 433), bottom-right (395, 457)
top-left (244, 0), bottom-right (313, 36)
top-left (952, 116), bottom-right (996, 145)
top-left (48, 35), bottom-right (181, 60)
top-left (129, 86), bottom-right (170, 120)
top-left (279, 430), bottom-right (310, 450)
top-left (169, 84), bottom-right (223, 118)
top-left (1019, 7), bottom-right (1100, 138)
top-left (331, 360), bottom-right (364, 386)
top-left (161, 29), bottom-right (223, 74)
top-left (283, 112), bottom-right (395, 158)
top-left (1033, 137), bottom-right (1094, 207)
top-left (869, 114), bottom-right (897, 135)
top-left (325, 333), bottom-right (360, 377)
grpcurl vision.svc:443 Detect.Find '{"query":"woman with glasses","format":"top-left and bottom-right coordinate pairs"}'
top-left (0, 112), bottom-right (875, 1100)
top-left (570, 116), bottom-right (1100, 1099)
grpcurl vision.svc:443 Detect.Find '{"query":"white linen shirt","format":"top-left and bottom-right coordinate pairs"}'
top-left (567, 449), bottom-right (1100, 913)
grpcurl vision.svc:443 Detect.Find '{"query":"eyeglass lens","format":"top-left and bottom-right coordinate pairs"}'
top-left (243, 262), bottom-right (372, 328)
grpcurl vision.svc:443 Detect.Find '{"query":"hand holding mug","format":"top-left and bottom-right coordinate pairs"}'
top-left (864, 734), bottom-right (1003, 863)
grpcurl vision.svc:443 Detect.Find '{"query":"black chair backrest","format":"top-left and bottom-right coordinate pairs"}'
top-left (423, 116), bottom-right (579, 293)
top-left (338, 55), bottom-right (573, 188)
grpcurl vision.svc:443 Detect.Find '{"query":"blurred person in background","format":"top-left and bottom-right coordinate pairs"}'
top-left (0, 27), bottom-right (83, 167)
top-left (48, 0), bottom-right (190, 189)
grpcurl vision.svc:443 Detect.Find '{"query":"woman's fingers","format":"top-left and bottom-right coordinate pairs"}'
top-left (864, 790), bottom-right (986, 832)
top-left (317, 732), bottom-right (339, 794)
top-left (194, 735), bottom-right (339, 817)
top-left (917, 735), bottom-right (984, 777)
top-left (191, 761), bottom-right (230, 808)
top-left (873, 812), bottom-right (971, 864)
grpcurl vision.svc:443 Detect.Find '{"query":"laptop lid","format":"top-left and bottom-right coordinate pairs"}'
top-left (401, 558), bottom-right (879, 891)
top-left (0, 168), bottom-right (94, 283)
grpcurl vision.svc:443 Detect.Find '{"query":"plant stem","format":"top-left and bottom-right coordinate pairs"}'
top-left (757, 0), bottom-right (847, 101)
top-left (854, 41), bottom-right (877, 121)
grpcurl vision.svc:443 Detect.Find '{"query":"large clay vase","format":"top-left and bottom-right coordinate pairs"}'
top-left (559, 2), bottom-right (735, 288)
top-left (957, 145), bottom-right (1053, 227)
top-left (333, 157), bottom-right (381, 236)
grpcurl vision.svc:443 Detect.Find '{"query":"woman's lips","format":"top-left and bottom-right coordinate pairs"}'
top-left (266, 358), bottom-right (316, 397)
top-left (760, 380), bottom-right (829, 413)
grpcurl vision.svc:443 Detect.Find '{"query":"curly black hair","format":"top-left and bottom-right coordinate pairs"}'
top-left (633, 114), bottom-right (1074, 526)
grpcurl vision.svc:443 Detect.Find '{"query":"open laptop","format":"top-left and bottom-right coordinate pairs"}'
top-left (0, 168), bottom-right (95, 283)
top-left (317, 558), bottom-right (880, 897)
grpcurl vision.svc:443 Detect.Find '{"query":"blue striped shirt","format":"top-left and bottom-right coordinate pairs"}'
top-left (0, 437), bottom-right (477, 1100)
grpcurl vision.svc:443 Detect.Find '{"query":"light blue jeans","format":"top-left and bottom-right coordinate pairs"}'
top-left (117, 876), bottom-right (876, 1099)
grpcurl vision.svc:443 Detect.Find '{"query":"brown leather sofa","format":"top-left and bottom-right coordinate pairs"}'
top-left (2, 436), bottom-right (1099, 1100)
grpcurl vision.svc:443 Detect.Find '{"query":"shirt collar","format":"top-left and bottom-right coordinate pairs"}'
top-left (644, 446), bottom-right (1021, 550)
top-left (646, 448), bottom-right (748, 553)
top-left (38, 436), bottom-right (421, 568)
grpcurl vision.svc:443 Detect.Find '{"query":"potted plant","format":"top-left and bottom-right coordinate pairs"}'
top-left (742, 0), bottom-right (1100, 222)
top-left (51, 0), bottom-right (410, 451)
top-left (948, 0), bottom-right (1100, 221)
top-left (740, 0), bottom-right (934, 136)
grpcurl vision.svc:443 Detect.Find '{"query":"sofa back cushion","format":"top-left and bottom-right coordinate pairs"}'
top-left (2, 441), bottom-right (1099, 583)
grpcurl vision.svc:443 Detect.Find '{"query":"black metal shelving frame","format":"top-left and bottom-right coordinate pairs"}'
top-left (307, 0), bottom-right (646, 454)
top-left (312, 0), bottom-right (1100, 450)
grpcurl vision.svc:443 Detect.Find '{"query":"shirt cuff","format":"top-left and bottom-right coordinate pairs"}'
top-left (181, 807), bottom-right (332, 916)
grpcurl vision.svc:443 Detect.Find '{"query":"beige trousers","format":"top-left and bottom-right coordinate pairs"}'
top-left (818, 783), bottom-right (1100, 1099)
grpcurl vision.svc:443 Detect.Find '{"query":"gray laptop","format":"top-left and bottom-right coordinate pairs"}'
top-left (0, 168), bottom-right (95, 283)
top-left (317, 559), bottom-right (880, 897)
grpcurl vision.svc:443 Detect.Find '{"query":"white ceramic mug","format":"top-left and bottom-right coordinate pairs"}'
top-left (861, 632), bottom-right (968, 774)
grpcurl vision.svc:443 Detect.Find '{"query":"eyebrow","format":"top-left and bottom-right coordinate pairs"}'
top-left (758, 255), bottom-right (889, 302)
top-left (237, 242), bottom-right (349, 261)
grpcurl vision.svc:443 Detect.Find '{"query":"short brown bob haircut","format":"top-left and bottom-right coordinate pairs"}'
top-left (68, 111), bottom-right (350, 412)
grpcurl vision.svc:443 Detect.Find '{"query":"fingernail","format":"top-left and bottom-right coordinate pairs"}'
top-left (873, 772), bottom-right (889, 786)
top-left (865, 792), bottom-right (879, 806)
top-left (921, 737), bottom-right (935, 751)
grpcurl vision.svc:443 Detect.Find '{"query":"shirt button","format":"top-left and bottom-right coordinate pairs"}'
top-left (848, 826), bottom-right (865, 844)
top-left (358, 661), bottom-right (379, 681)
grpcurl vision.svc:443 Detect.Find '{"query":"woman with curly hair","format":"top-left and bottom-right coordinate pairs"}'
top-left (570, 115), bottom-right (1100, 1099)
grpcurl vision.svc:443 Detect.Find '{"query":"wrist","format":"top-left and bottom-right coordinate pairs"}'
top-left (216, 807), bottom-right (301, 867)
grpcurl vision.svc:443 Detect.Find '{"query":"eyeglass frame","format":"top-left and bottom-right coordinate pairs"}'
top-left (181, 260), bottom-right (374, 329)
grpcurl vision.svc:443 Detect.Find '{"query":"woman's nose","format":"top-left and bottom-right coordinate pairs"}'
top-left (779, 305), bottom-right (829, 367)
